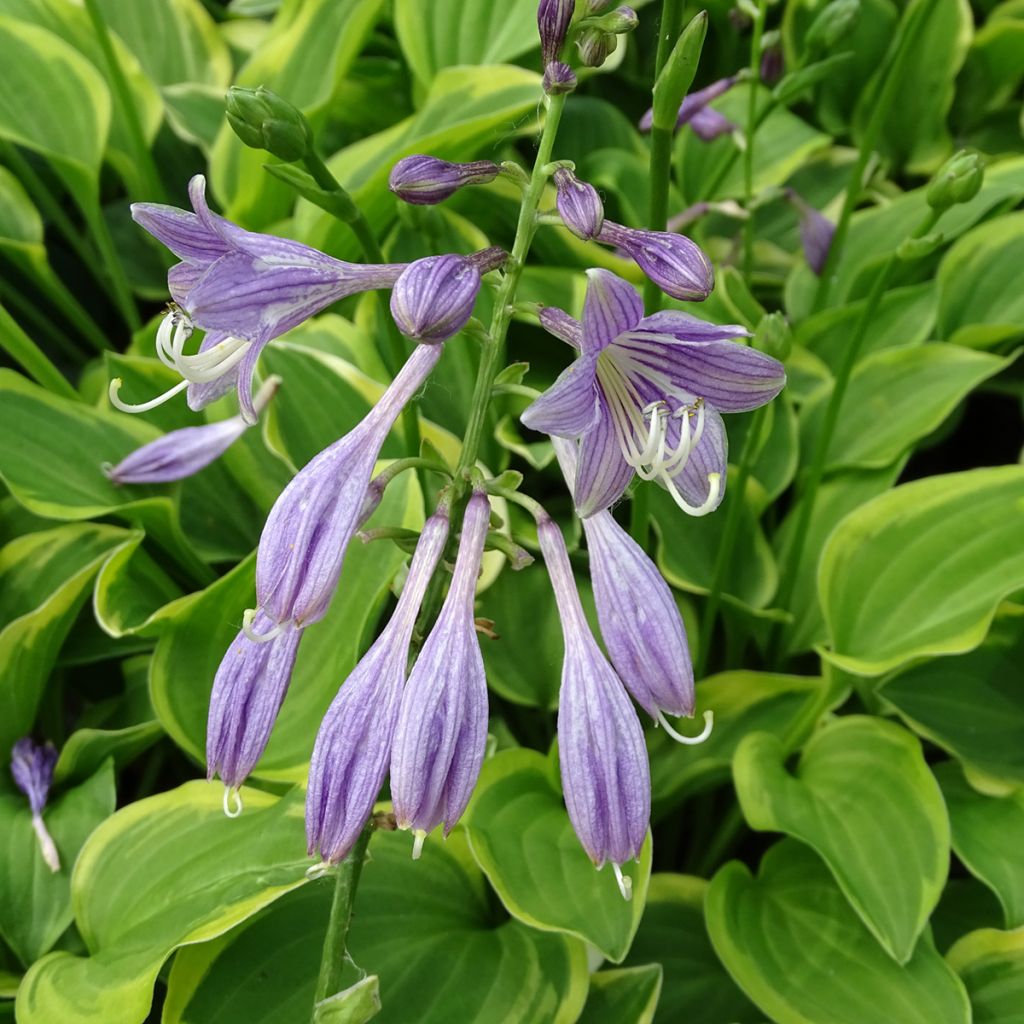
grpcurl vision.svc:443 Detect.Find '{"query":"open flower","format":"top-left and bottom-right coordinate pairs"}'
top-left (522, 269), bottom-right (785, 517)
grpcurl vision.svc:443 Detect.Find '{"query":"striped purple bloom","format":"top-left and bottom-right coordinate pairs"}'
top-left (597, 220), bottom-right (714, 302)
top-left (388, 156), bottom-right (501, 206)
top-left (554, 168), bottom-right (604, 241)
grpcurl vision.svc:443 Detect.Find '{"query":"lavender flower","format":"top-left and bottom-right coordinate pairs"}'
top-left (391, 489), bottom-right (491, 857)
top-left (639, 76), bottom-right (739, 137)
top-left (597, 220), bottom-right (714, 301)
top-left (537, 517), bottom-right (648, 899)
top-left (786, 189), bottom-right (836, 276)
top-left (554, 168), bottom-right (604, 240)
top-left (388, 156), bottom-right (501, 206)
top-left (543, 60), bottom-right (577, 95)
top-left (104, 376), bottom-right (278, 485)
top-left (206, 611), bottom-right (303, 810)
top-left (256, 344), bottom-right (442, 630)
top-left (123, 175), bottom-right (409, 422)
top-left (521, 269), bottom-right (785, 517)
top-left (538, 0), bottom-right (575, 66)
top-left (306, 508), bottom-right (449, 865)
top-left (11, 739), bottom-right (61, 871)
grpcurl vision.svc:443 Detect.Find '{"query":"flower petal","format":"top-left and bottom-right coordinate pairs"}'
top-left (186, 331), bottom-right (241, 411)
top-left (520, 353), bottom-right (599, 437)
top-left (574, 393), bottom-right (635, 517)
top-left (635, 311), bottom-right (749, 343)
top-left (539, 306), bottom-right (583, 350)
top-left (167, 261), bottom-right (204, 305)
top-left (582, 269), bottom-right (643, 353)
top-left (131, 201), bottom-right (228, 264)
top-left (688, 106), bottom-right (736, 141)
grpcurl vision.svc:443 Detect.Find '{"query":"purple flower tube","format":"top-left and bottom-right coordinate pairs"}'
top-left (11, 738), bottom-right (60, 872)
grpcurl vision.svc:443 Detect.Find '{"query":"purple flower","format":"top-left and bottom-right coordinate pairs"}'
top-left (554, 168), bottom-right (604, 241)
top-left (206, 611), bottom-right (303, 807)
top-left (538, 0), bottom-right (575, 66)
top-left (256, 344), bottom-right (442, 629)
top-left (760, 45), bottom-right (784, 86)
top-left (306, 508), bottom-right (450, 865)
top-left (105, 376), bottom-right (278, 485)
top-left (639, 76), bottom-right (739, 136)
top-left (537, 516), bottom-right (649, 899)
top-left (124, 175), bottom-right (409, 422)
top-left (543, 60), bottom-right (577, 95)
top-left (390, 489), bottom-right (491, 857)
top-left (388, 156), bottom-right (501, 206)
top-left (11, 738), bottom-right (61, 871)
top-left (522, 270), bottom-right (784, 517)
top-left (597, 220), bottom-right (714, 301)
top-left (786, 189), bottom-right (836, 276)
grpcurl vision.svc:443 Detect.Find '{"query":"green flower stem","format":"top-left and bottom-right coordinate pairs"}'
top-left (312, 825), bottom-right (372, 1017)
top-left (742, 0), bottom-right (768, 278)
top-left (78, 196), bottom-right (141, 331)
top-left (0, 304), bottom-right (77, 399)
top-left (82, 0), bottom-right (165, 203)
top-left (770, 208), bottom-right (941, 667)
top-left (809, 2), bottom-right (932, 314)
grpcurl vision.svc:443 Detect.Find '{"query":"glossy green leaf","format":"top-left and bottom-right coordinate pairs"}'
top-left (734, 716), bottom-right (949, 962)
top-left (800, 344), bottom-right (1013, 473)
top-left (0, 761), bottom-right (114, 966)
top-left (0, 165), bottom-right (45, 270)
top-left (946, 927), bottom-right (1024, 1024)
top-left (577, 966), bottom-right (662, 1024)
top-left (463, 748), bottom-right (651, 963)
top-left (707, 841), bottom-right (972, 1024)
top-left (15, 783), bottom-right (309, 1024)
top-left (650, 672), bottom-right (848, 816)
top-left (622, 874), bottom-right (761, 1024)
top-left (54, 721), bottom-right (162, 788)
top-left (880, 606), bottom-right (1024, 786)
top-left (936, 762), bottom-right (1024, 928)
top-left (819, 466), bottom-right (1024, 675)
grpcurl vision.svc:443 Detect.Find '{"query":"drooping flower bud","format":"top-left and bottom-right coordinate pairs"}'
top-left (785, 189), bottom-right (836, 276)
top-left (805, 0), bottom-right (860, 53)
top-left (388, 156), bottom-right (502, 206)
top-left (543, 60), bottom-right (578, 95)
top-left (391, 489), bottom-right (491, 857)
top-left (537, 516), bottom-right (649, 899)
top-left (760, 43), bottom-right (784, 86)
top-left (577, 28), bottom-right (617, 67)
top-left (553, 168), bottom-right (604, 240)
top-left (598, 220), bottom-right (714, 301)
top-left (590, 5), bottom-right (638, 34)
top-left (390, 255), bottom-right (483, 343)
top-left (11, 738), bottom-right (60, 872)
top-left (927, 150), bottom-right (984, 212)
top-left (538, 0), bottom-right (575, 66)
top-left (306, 508), bottom-right (450, 865)
top-left (225, 86), bottom-right (312, 163)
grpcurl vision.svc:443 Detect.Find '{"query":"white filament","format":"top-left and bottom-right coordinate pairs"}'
top-left (241, 607), bottom-right (285, 645)
top-left (108, 376), bottom-right (189, 413)
top-left (411, 830), bottom-right (427, 860)
top-left (612, 863), bottom-right (632, 901)
top-left (154, 308), bottom-right (252, 385)
top-left (223, 785), bottom-right (243, 818)
top-left (656, 708), bottom-right (715, 746)
top-left (31, 813), bottom-right (61, 872)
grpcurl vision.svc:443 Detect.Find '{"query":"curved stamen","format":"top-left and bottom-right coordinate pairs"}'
top-left (612, 862), bottom-right (633, 901)
top-left (656, 708), bottom-right (714, 745)
top-left (223, 785), bottom-right (243, 818)
top-left (241, 607), bottom-right (286, 644)
top-left (109, 376), bottom-right (189, 414)
top-left (663, 470), bottom-right (721, 517)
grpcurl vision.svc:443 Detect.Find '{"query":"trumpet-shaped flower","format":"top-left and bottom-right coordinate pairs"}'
top-left (11, 738), bottom-right (60, 872)
top-left (306, 508), bottom-right (450, 865)
top-left (256, 344), bottom-right (442, 629)
top-left (522, 269), bottom-right (785, 517)
top-left (537, 517), bottom-right (649, 899)
top-left (390, 489), bottom-right (491, 856)
top-left (389, 156), bottom-right (501, 206)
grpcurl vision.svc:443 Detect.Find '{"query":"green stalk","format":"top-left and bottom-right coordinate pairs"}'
top-left (0, 304), bottom-right (77, 399)
top-left (81, 0), bottom-right (165, 202)
top-left (741, 0), bottom-right (768, 278)
top-left (77, 197), bottom-right (141, 331)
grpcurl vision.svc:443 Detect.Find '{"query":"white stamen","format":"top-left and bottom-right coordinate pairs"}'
top-left (108, 376), bottom-right (189, 414)
top-left (411, 829), bottom-right (427, 860)
top-left (663, 470), bottom-right (721, 517)
top-left (305, 861), bottom-right (331, 880)
top-left (31, 813), bottom-right (61, 872)
top-left (241, 607), bottom-right (285, 644)
top-left (153, 309), bottom-right (252, 384)
top-left (656, 708), bottom-right (714, 746)
top-left (612, 863), bottom-right (632, 901)
top-left (223, 785), bottom-right (243, 818)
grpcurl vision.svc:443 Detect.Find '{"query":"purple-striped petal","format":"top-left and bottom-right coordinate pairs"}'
top-left (665, 404), bottom-right (728, 511)
top-left (168, 261), bottom-right (204, 305)
top-left (574, 393), bottom-right (635, 517)
top-left (539, 306), bottom-right (583, 350)
top-left (130, 201), bottom-right (228, 264)
top-left (520, 353), bottom-right (599, 437)
top-left (582, 269), bottom-right (644, 352)
top-left (186, 331), bottom-right (244, 412)
top-left (636, 310), bottom-right (749, 343)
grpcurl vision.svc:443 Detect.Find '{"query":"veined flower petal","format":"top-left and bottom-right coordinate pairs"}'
top-left (131, 201), bottom-right (228, 264)
top-left (520, 353), bottom-right (599, 437)
top-left (574, 391), bottom-right (636, 517)
top-left (539, 306), bottom-right (584, 350)
top-left (582, 268), bottom-right (644, 353)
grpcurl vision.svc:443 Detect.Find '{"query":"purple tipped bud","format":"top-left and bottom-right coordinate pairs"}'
top-left (391, 490), bottom-right (491, 853)
top-left (390, 255), bottom-right (482, 343)
top-left (543, 60), bottom-right (577, 95)
top-left (537, 517), bottom-right (649, 897)
top-left (786, 189), bottom-right (836, 276)
top-left (760, 45), bottom-right (784, 86)
top-left (554, 168), bottom-right (605, 240)
top-left (388, 156), bottom-right (501, 206)
top-left (595, 5), bottom-right (638, 33)
top-left (206, 612), bottom-right (303, 795)
top-left (11, 738), bottom-right (61, 872)
top-left (599, 221), bottom-right (714, 301)
top-left (538, 0), bottom-right (575, 65)
top-left (577, 28), bottom-right (617, 67)
top-left (306, 510), bottom-right (450, 864)
top-left (256, 345), bottom-right (442, 628)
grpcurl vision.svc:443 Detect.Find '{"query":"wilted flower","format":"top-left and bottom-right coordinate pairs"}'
top-left (785, 189), bottom-right (836, 276)
top-left (521, 269), bottom-right (785, 517)
top-left (105, 376), bottom-right (279, 485)
top-left (639, 76), bottom-right (739, 139)
top-left (388, 156), bottom-right (501, 206)
top-left (543, 60), bottom-right (578, 95)
top-left (554, 168), bottom-right (604, 240)
top-left (255, 344), bottom-right (442, 630)
top-left (391, 489), bottom-right (491, 857)
top-left (537, 516), bottom-right (648, 899)
top-left (538, 0), bottom-right (575, 66)
top-left (597, 221), bottom-right (714, 301)
top-left (206, 611), bottom-right (303, 810)
top-left (11, 739), bottom-right (61, 871)
top-left (306, 508), bottom-right (450, 865)
top-left (124, 175), bottom-right (409, 422)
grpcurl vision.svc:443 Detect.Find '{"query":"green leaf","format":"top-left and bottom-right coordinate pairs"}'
top-left (650, 672), bottom-right (848, 816)
top-left (880, 606), bottom-right (1024, 787)
top-left (706, 841), bottom-right (972, 1024)
top-left (935, 762), bottom-right (1024, 929)
top-left (937, 211), bottom-right (1024, 348)
top-left (799, 344), bottom-right (1014, 473)
top-left (819, 466), bottom-right (1024, 676)
top-left (734, 716), bottom-right (949, 962)
top-left (0, 761), bottom-right (114, 966)
top-left (15, 783), bottom-right (310, 1024)
top-left (577, 965), bottom-right (662, 1024)
top-left (946, 927), bottom-right (1024, 1024)
top-left (54, 720), bottom-right (162, 788)
top-left (463, 748), bottom-right (651, 963)
top-left (621, 874), bottom-right (761, 1024)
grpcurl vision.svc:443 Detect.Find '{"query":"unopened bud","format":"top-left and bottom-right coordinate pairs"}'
top-left (389, 156), bottom-right (501, 206)
top-left (543, 60), bottom-right (578, 95)
top-left (753, 312), bottom-right (792, 361)
top-left (554, 168), bottom-right (604, 240)
top-left (926, 150), bottom-right (984, 212)
top-left (538, 0), bottom-right (575, 65)
top-left (805, 0), bottom-right (860, 53)
top-left (390, 255), bottom-right (483, 343)
top-left (591, 5), bottom-right (638, 33)
top-left (577, 28), bottom-right (617, 67)
top-left (225, 86), bottom-right (312, 163)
